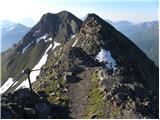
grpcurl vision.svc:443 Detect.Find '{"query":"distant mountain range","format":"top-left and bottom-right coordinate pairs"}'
top-left (1, 11), bottom-right (158, 119)
top-left (108, 20), bottom-right (159, 66)
top-left (0, 20), bottom-right (30, 52)
top-left (1, 19), bottom-right (158, 66)
top-left (19, 17), bottom-right (36, 27)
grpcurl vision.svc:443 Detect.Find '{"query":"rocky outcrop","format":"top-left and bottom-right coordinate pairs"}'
top-left (1, 88), bottom-right (70, 119)
top-left (97, 67), bottom-right (158, 118)
top-left (1, 12), bottom-right (158, 119)
top-left (1, 11), bottom-right (82, 84)
top-left (31, 13), bottom-right (158, 119)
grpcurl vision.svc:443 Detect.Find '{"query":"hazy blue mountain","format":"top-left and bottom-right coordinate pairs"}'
top-left (110, 20), bottom-right (159, 66)
top-left (113, 20), bottom-right (133, 29)
top-left (19, 17), bottom-right (36, 27)
top-left (0, 20), bottom-right (15, 29)
top-left (1, 22), bottom-right (30, 52)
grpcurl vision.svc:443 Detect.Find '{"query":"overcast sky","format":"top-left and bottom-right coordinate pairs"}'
top-left (0, 0), bottom-right (158, 23)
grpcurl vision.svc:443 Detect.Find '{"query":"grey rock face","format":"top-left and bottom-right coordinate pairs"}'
top-left (36, 103), bottom-right (51, 118)
top-left (1, 88), bottom-right (69, 119)
top-left (99, 79), bottom-right (113, 92)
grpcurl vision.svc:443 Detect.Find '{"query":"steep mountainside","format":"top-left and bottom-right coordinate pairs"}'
top-left (32, 14), bottom-right (158, 118)
top-left (1, 12), bottom-right (159, 119)
top-left (112, 21), bottom-right (159, 66)
top-left (1, 11), bottom-right (82, 85)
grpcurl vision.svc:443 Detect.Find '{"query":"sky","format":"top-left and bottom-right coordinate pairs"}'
top-left (0, 0), bottom-right (158, 24)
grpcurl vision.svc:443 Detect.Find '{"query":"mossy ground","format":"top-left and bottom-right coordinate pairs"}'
top-left (34, 76), bottom-right (69, 106)
top-left (110, 106), bottom-right (121, 118)
top-left (85, 68), bottom-right (106, 118)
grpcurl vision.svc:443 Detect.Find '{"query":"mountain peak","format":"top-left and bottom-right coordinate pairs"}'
top-left (58, 10), bottom-right (71, 15)
top-left (42, 11), bottom-right (74, 18)
top-left (80, 13), bottom-right (116, 36)
top-left (84, 13), bottom-right (106, 25)
top-left (1, 11), bottom-right (158, 119)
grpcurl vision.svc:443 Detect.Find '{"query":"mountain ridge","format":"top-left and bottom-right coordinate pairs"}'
top-left (109, 20), bottom-right (159, 66)
top-left (32, 13), bottom-right (158, 118)
top-left (1, 11), bottom-right (82, 84)
top-left (1, 11), bottom-right (159, 119)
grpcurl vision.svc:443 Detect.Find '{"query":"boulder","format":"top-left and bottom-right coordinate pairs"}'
top-left (8, 103), bottom-right (24, 118)
top-left (1, 93), bottom-right (13, 104)
top-left (114, 92), bottom-right (128, 105)
top-left (63, 71), bottom-right (77, 83)
top-left (23, 107), bottom-right (36, 118)
top-left (1, 88), bottom-right (65, 119)
top-left (64, 72), bottom-right (73, 80)
top-left (90, 113), bottom-right (97, 119)
top-left (122, 109), bottom-right (143, 119)
top-left (98, 68), bottom-right (113, 81)
top-left (49, 92), bottom-right (56, 96)
top-left (134, 85), bottom-right (147, 99)
top-left (13, 88), bottom-right (34, 106)
top-left (36, 103), bottom-right (51, 119)
top-left (57, 82), bottom-right (63, 90)
top-left (1, 105), bottom-right (15, 119)
top-left (37, 90), bottom-right (48, 102)
top-left (1, 103), bottom-right (25, 119)
top-left (99, 79), bottom-right (113, 92)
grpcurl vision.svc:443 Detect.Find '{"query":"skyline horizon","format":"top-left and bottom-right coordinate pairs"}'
top-left (1, 10), bottom-right (159, 28)
top-left (0, 0), bottom-right (158, 25)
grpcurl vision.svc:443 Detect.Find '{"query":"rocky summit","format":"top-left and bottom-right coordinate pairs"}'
top-left (1, 11), bottom-right (159, 119)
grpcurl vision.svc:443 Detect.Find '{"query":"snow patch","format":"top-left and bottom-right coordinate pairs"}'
top-left (36, 33), bottom-right (48, 43)
top-left (16, 80), bottom-right (29, 90)
top-left (96, 48), bottom-right (117, 71)
top-left (8, 25), bottom-right (16, 31)
top-left (17, 44), bottom-right (53, 89)
top-left (22, 42), bottom-right (33, 53)
top-left (52, 42), bottom-right (61, 51)
top-left (71, 34), bottom-right (76, 39)
top-left (45, 37), bottom-right (52, 43)
top-left (0, 78), bottom-right (14, 94)
top-left (72, 39), bottom-right (78, 47)
top-left (40, 33), bottom-right (48, 39)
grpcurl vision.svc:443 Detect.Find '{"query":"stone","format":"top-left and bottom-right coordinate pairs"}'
top-left (134, 85), bottom-right (146, 99)
top-left (62, 88), bottom-right (68, 93)
top-left (1, 93), bottom-right (13, 104)
top-left (122, 109), bottom-right (143, 119)
top-left (8, 103), bottom-right (24, 118)
top-left (63, 71), bottom-right (76, 83)
top-left (99, 79), bottom-right (113, 92)
top-left (1, 105), bottom-right (15, 119)
top-left (36, 103), bottom-right (51, 119)
top-left (23, 107), bottom-right (36, 118)
top-left (144, 101), bottom-right (149, 106)
top-left (98, 68), bottom-right (111, 80)
top-left (57, 83), bottom-right (63, 89)
top-left (37, 91), bottom-right (48, 102)
top-left (13, 88), bottom-right (34, 106)
top-left (1, 103), bottom-right (25, 119)
top-left (50, 92), bottom-right (56, 96)
top-left (90, 113), bottom-right (97, 119)
top-left (63, 72), bottom-right (73, 81)
top-left (125, 84), bottom-right (135, 91)
top-left (116, 92), bottom-right (128, 102)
